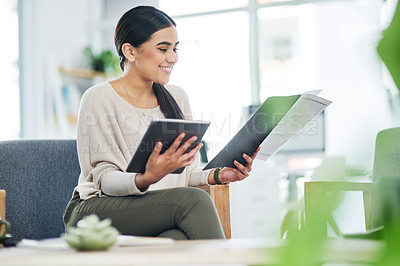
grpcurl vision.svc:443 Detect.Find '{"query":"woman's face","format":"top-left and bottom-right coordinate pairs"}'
top-left (133, 26), bottom-right (179, 85)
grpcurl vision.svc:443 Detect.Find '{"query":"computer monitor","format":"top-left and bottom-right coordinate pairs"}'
top-left (278, 111), bottom-right (325, 154)
top-left (244, 104), bottom-right (326, 154)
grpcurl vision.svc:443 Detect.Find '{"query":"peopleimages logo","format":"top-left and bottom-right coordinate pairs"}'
top-left (80, 141), bottom-right (126, 154)
top-left (79, 110), bottom-right (321, 155)
top-left (189, 111), bottom-right (321, 137)
top-left (136, 141), bottom-right (159, 153)
top-left (81, 113), bottom-right (150, 136)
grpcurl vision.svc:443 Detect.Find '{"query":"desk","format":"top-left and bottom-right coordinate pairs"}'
top-left (0, 238), bottom-right (384, 265)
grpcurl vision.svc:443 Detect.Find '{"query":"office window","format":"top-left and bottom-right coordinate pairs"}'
top-left (0, 0), bottom-right (19, 140)
top-left (258, 4), bottom-right (318, 100)
top-left (168, 12), bottom-right (251, 158)
top-left (159, 0), bottom-right (248, 16)
top-left (258, 0), bottom-right (296, 4)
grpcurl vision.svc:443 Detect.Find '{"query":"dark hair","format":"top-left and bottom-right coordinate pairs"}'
top-left (114, 6), bottom-right (183, 119)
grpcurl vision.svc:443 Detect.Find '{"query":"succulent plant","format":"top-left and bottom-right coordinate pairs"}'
top-left (62, 214), bottom-right (120, 251)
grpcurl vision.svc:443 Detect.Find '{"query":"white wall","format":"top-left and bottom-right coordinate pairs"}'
top-left (20, 0), bottom-right (95, 138)
top-left (316, 0), bottom-right (393, 171)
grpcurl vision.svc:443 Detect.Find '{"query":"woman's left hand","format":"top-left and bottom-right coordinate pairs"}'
top-left (215, 147), bottom-right (261, 184)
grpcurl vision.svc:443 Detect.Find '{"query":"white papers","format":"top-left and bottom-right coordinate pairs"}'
top-left (257, 91), bottom-right (331, 161)
top-left (116, 235), bottom-right (174, 246)
top-left (16, 235), bottom-right (174, 250)
top-left (17, 238), bottom-right (70, 250)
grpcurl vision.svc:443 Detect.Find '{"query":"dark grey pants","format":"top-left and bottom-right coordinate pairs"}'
top-left (63, 187), bottom-right (225, 240)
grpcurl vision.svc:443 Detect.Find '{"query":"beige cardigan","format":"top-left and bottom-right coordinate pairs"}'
top-left (74, 81), bottom-right (210, 200)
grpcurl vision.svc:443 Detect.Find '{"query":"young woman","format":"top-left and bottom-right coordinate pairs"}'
top-left (63, 6), bottom-right (260, 240)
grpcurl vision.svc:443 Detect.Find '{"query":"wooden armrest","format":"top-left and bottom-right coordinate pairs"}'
top-left (196, 185), bottom-right (231, 239)
top-left (0, 190), bottom-right (5, 235)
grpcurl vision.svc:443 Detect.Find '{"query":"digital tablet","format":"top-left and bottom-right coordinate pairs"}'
top-left (126, 118), bottom-right (210, 174)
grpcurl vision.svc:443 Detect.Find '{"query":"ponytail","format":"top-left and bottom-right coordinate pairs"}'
top-left (153, 83), bottom-right (184, 119)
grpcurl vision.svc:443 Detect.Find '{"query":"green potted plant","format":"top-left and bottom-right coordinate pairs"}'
top-left (84, 46), bottom-right (121, 76)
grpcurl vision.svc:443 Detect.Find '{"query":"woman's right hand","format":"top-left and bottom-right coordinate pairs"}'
top-left (134, 133), bottom-right (203, 191)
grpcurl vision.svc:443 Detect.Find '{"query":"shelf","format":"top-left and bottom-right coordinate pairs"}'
top-left (59, 67), bottom-right (107, 79)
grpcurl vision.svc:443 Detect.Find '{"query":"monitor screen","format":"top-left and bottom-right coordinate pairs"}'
top-left (278, 111), bottom-right (325, 153)
top-left (244, 105), bottom-right (325, 154)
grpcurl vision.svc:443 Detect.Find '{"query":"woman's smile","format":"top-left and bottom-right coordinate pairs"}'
top-left (159, 64), bottom-right (174, 73)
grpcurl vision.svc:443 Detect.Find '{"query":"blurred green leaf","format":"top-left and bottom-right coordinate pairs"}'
top-left (377, 1), bottom-right (400, 92)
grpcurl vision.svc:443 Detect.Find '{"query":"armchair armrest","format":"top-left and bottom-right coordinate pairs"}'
top-left (0, 190), bottom-right (5, 234)
top-left (196, 185), bottom-right (231, 239)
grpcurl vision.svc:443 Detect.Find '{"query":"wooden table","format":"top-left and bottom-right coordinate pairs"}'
top-left (0, 238), bottom-right (384, 265)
